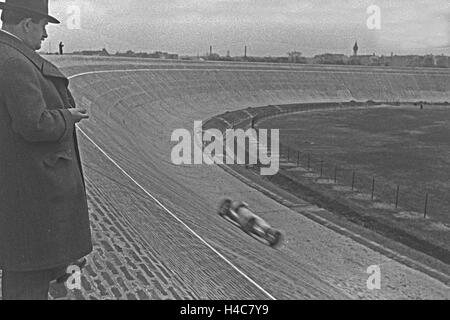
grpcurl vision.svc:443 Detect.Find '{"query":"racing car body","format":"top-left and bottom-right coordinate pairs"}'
top-left (218, 199), bottom-right (283, 248)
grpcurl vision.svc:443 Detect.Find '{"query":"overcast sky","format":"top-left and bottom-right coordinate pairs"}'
top-left (44, 0), bottom-right (449, 56)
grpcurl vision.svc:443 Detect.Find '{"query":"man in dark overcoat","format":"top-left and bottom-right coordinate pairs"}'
top-left (0, 0), bottom-right (92, 299)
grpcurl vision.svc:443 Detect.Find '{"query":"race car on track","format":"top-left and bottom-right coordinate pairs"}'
top-left (218, 199), bottom-right (284, 248)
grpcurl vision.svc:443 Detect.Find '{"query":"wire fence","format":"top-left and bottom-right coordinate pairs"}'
top-left (278, 143), bottom-right (439, 219)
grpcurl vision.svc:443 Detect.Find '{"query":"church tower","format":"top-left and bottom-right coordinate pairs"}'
top-left (353, 41), bottom-right (359, 56)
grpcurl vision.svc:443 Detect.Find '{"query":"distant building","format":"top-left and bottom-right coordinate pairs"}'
top-left (288, 51), bottom-right (306, 63)
top-left (113, 50), bottom-right (178, 60)
top-left (148, 51), bottom-right (179, 59)
top-left (166, 53), bottom-right (179, 60)
top-left (436, 55), bottom-right (449, 68)
top-left (72, 48), bottom-right (110, 56)
top-left (205, 53), bottom-right (220, 60)
top-left (422, 55), bottom-right (436, 67)
top-left (379, 55), bottom-right (420, 67)
top-left (271, 56), bottom-right (289, 63)
top-left (378, 54), bottom-right (441, 68)
top-left (348, 54), bottom-right (379, 66)
top-left (313, 53), bottom-right (348, 65)
top-left (99, 48), bottom-right (110, 56)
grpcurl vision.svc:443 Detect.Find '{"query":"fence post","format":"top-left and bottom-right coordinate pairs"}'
top-left (371, 176), bottom-right (375, 201)
top-left (307, 154), bottom-right (311, 171)
top-left (320, 160), bottom-right (324, 178)
top-left (424, 193), bottom-right (429, 218)
top-left (287, 147), bottom-right (290, 162)
top-left (351, 171), bottom-right (356, 190)
top-left (395, 185), bottom-right (400, 209)
top-left (297, 151), bottom-right (300, 167)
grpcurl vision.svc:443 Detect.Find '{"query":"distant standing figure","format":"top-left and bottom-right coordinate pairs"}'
top-left (59, 41), bottom-right (64, 55)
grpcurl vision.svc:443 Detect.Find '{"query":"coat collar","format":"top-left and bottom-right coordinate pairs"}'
top-left (0, 30), bottom-right (68, 82)
top-left (0, 29), bottom-right (22, 42)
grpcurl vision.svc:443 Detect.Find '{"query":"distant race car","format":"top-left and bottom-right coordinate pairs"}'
top-left (218, 199), bottom-right (284, 248)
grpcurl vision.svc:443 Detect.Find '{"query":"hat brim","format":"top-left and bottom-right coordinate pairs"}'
top-left (0, 3), bottom-right (60, 24)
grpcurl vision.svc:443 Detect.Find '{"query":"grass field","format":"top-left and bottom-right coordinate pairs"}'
top-left (259, 105), bottom-right (450, 225)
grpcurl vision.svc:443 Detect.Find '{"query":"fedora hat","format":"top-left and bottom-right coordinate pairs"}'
top-left (0, 0), bottom-right (60, 24)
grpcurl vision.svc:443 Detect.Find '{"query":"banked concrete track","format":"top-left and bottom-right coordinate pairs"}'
top-left (41, 56), bottom-right (450, 299)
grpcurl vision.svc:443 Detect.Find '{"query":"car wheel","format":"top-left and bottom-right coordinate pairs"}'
top-left (268, 230), bottom-right (283, 248)
top-left (242, 217), bottom-right (256, 233)
top-left (218, 199), bottom-right (232, 217)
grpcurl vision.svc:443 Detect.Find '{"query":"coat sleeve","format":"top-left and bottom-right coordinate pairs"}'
top-left (0, 58), bottom-right (75, 143)
top-left (67, 88), bottom-right (77, 108)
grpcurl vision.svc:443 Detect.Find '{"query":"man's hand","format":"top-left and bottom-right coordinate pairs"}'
top-left (68, 108), bottom-right (89, 123)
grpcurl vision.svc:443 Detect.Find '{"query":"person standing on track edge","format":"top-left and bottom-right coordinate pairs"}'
top-left (0, 0), bottom-right (92, 300)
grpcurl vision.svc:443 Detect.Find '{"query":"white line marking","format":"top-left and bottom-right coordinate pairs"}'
top-left (69, 71), bottom-right (277, 300)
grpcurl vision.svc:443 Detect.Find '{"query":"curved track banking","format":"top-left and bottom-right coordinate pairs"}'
top-left (45, 57), bottom-right (449, 299)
